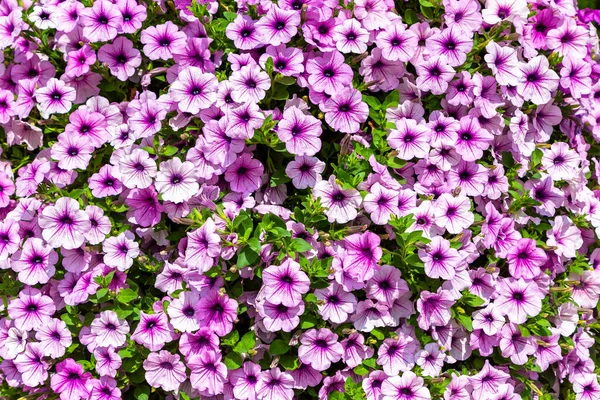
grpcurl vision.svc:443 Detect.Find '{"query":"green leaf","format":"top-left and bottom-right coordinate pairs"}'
top-left (270, 339), bottom-right (290, 355)
top-left (272, 86), bottom-right (289, 101)
top-left (362, 95), bottom-right (381, 110)
top-left (370, 328), bottom-right (385, 340)
top-left (224, 353), bottom-right (243, 369)
top-left (456, 314), bottom-right (473, 332)
top-left (279, 354), bottom-right (299, 370)
top-left (265, 57), bottom-right (274, 75)
top-left (277, 76), bottom-right (296, 86)
top-left (222, 330), bottom-right (240, 346)
top-left (237, 246), bottom-right (259, 268)
top-left (162, 145), bottom-right (179, 156)
top-left (462, 293), bottom-right (485, 307)
top-left (383, 90), bottom-right (399, 109)
top-left (223, 11), bottom-right (237, 21)
top-left (234, 331), bottom-right (257, 354)
top-left (134, 386), bottom-right (150, 400)
top-left (247, 237), bottom-right (263, 255)
top-left (353, 365), bottom-right (369, 376)
top-left (96, 288), bottom-right (108, 300)
top-left (404, 9), bottom-right (418, 24)
top-left (289, 238), bottom-right (313, 252)
top-left (502, 151), bottom-right (515, 168)
top-left (363, 358), bottom-right (377, 368)
top-left (117, 288), bottom-right (138, 303)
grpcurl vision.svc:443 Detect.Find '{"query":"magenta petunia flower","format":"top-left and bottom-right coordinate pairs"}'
top-left (230, 65), bottom-right (271, 104)
top-left (90, 310), bottom-right (130, 348)
top-left (277, 106), bottom-right (322, 156)
top-left (98, 36), bottom-right (142, 81)
top-left (416, 56), bottom-right (456, 95)
top-left (426, 25), bottom-right (472, 67)
top-left (143, 350), bottom-right (187, 392)
top-left (315, 282), bottom-right (357, 324)
top-left (102, 230), bottom-right (139, 271)
top-left (13, 239), bottom-right (54, 286)
top-left (226, 15), bottom-right (263, 50)
top-left (35, 318), bottom-right (72, 358)
top-left (80, 0), bottom-right (122, 42)
top-left (313, 175), bottom-right (362, 224)
top-left (322, 88), bottom-right (369, 133)
top-left (224, 153), bottom-right (264, 194)
top-left (90, 376), bottom-right (121, 400)
top-left (343, 232), bottom-right (382, 282)
top-left (255, 6), bottom-right (300, 46)
top-left (382, 371), bottom-right (430, 400)
top-left (258, 298), bottom-right (304, 332)
top-left (298, 328), bottom-right (343, 371)
top-left (306, 51), bottom-right (354, 96)
top-left (50, 358), bottom-right (93, 400)
top-left (14, 342), bottom-right (49, 387)
top-left (185, 217), bottom-right (221, 272)
top-left (39, 197), bottom-right (91, 249)
top-left (94, 346), bottom-right (122, 377)
top-left (116, 0), bottom-right (146, 33)
top-left (65, 45), bottom-right (96, 78)
top-left (197, 290), bottom-right (238, 336)
top-left (484, 41), bottom-right (520, 87)
top-left (51, 133), bottom-right (95, 171)
top-left (262, 258), bottom-right (310, 307)
top-left (433, 193), bottom-right (474, 234)
top-left (167, 291), bottom-right (201, 332)
top-left (517, 55), bottom-right (559, 105)
top-left (363, 182), bottom-right (400, 225)
top-left (118, 148), bottom-right (157, 189)
top-left (155, 157), bottom-right (199, 204)
top-left (416, 289), bottom-right (454, 330)
top-left (506, 238), bottom-right (547, 279)
top-left (170, 66), bottom-right (218, 114)
top-left (332, 18), bottom-right (369, 54)
top-left (35, 78), bottom-right (76, 118)
top-left (141, 21), bottom-right (187, 60)
top-left (256, 368), bottom-right (294, 400)
top-left (375, 21), bottom-right (418, 62)
top-left (495, 277), bottom-right (543, 324)
top-left (230, 362), bottom-right (261, 400)
top-left (285, 155), bottom-right (325, 189)
top-left (377, 333), bottom-right (418, 376)
top-left (388, 118), bottom-right (431, 160)
top-left (418, 236), bottom-right (462, 280)
top-left (188, 350), bottom-right (228, 396)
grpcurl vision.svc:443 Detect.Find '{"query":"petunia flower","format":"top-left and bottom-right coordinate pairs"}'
top-left (143, 351), bottom-right (186, 392)
top-left (298, 328), bottom-right (343, 371)
top-left (141, 21), bottom-right (187, 60)
top-left (382, 371), bottom-right (431, 400)
top-left (50, 358), bottom-right (93, 400)
top-left (277, 106), bottom-right (322, 156)
top-left (39, 197), bottom-right (91, 249)
top-left (155, 157), bottom-right (199, 204)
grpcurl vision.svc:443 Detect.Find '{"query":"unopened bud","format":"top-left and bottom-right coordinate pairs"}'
top-left (270, 356), bottom-right (280, 369)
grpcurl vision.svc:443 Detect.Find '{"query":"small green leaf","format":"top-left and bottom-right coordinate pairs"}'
top-left (162, 145), bottom-right (179, 156)
top-left (134, 386), bottom-right (150, 400)
top-left (362, 95), bottom-right (381, 110)
top-left (224, 353), bottom-right (243, 369)
top-left (270, 339), bottom-right (290, 355)
top-left (370, 328), bottom-right (385, 340)
top-left (117, 288), bottom-right (138, 303)
top-left (237, 246), bottom-right (259, 268)
top-left (456, 314), bottom-right (473, 332)
top-left (234, 331), bottom-right (257, 354)
top-left (289, 238), bottom-right (313, 252)
top-left (353, 365), bottom-right (369, 376)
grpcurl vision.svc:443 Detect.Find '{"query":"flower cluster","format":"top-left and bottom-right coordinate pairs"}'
top-left (1, 0), bottom-right (600, 399)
